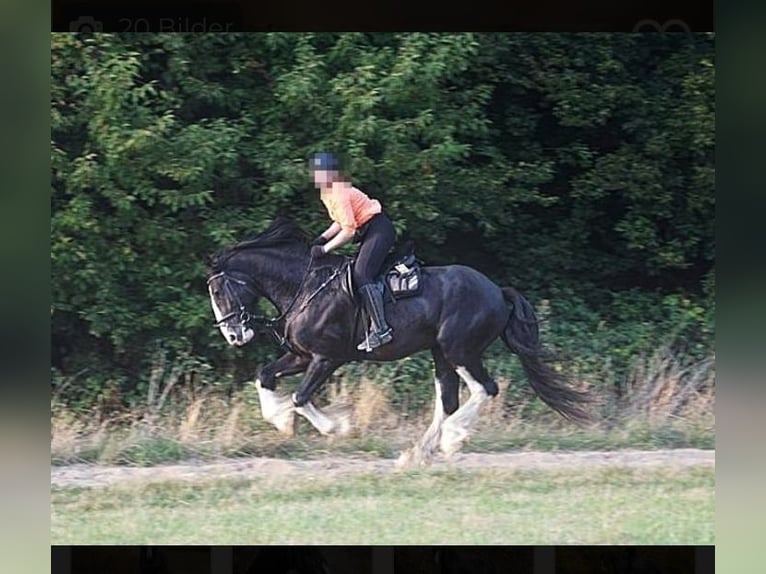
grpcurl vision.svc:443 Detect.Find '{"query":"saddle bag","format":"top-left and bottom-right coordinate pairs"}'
top-left (385, 255), bottom-right (422, 299)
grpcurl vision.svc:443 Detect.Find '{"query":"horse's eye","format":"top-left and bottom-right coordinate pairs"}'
top-left (213, 290), bottom-right (220, 297)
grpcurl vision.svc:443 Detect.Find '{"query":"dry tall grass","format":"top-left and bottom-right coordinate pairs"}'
top-left (623, 348), bottom-right (715, 423)
top-left (51, 349), bottom-right (715, 466)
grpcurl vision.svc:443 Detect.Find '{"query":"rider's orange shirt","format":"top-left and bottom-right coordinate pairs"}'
top-left (320, 182), bottom-right (382, 232)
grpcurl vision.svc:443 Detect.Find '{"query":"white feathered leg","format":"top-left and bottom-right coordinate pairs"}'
top-left (256, 379), bottom-right (296, 435)
top-left (397, 377), bottom-right (447, 468)
top-left (439, 366), bottom-right (490, 457)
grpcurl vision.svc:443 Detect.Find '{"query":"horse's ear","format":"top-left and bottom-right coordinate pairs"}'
top-left (267, 216), bottom-right (282, 229)
top-left (270, 213), bottom-right (293, 228)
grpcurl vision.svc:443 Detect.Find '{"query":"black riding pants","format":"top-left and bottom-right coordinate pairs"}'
top-left (352, 212), bottom-right (396, 288)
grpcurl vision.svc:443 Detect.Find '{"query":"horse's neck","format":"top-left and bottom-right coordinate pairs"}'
top-left (260, 277), bottom-right (302, 314)
top-left (248, 252), bottom-right (309, 313)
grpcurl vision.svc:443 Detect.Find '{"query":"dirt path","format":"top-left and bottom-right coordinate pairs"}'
top-left (51, 449), bottom-right (714, 489)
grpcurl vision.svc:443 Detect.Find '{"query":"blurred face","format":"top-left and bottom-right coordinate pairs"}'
top-left (312, 169), bottom-right (337, 188)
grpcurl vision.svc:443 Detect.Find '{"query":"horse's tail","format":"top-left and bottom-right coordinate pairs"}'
top-left (500, 286), bottom-right (594, 425)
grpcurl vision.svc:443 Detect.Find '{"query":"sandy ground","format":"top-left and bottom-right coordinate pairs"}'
top-left (51, 448), bottom-right (714, 489)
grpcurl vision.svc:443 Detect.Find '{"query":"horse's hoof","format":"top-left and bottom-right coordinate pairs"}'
top-left (395, 449), bottom-right (416, 470)
top-left (273, 412), bottom-right (297, 436)
top-left (418, 450), bottom-right (435, 467)
top-left (439, 426), bottom-right (468, 458)
top-left (336, 418), bottom-right (352, 436)
top-left (329, 404), bottom-right (354, 436)
top-left (441, 447), bottom-right (461, 460)
top-left (395, 447), bottom-right (433, 470)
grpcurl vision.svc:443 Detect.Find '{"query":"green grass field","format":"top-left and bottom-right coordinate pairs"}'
top-left (51, 462), bottom-right (713, 545)
top-left (51, 348), bottom-right (715, 546)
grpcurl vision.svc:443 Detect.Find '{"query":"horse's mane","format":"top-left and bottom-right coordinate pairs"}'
top-left (208, 216), bottom-right (311, 272)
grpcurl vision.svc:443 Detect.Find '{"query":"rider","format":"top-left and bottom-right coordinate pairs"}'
top-left (309, 151), bottom-right (395, 352)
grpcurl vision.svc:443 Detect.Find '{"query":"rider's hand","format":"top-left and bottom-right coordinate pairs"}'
top-left (311, 245), bottom-right (328, 259)
top-left (311, 235), bottom-right (328, 246)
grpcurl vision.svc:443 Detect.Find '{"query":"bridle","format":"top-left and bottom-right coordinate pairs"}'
top-left (207, 254), bottom-right (348, 349)
top-left (206, 271), bottom-right (259, 329)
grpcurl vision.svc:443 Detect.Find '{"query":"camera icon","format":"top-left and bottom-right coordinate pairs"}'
top-left (69, 16), bottom-right (103, 33)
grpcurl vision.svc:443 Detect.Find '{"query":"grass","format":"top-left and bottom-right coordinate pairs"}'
top-left (51, 464), bottom-right (714, 545)
top-left (50, 347), bottom-right (714, 545)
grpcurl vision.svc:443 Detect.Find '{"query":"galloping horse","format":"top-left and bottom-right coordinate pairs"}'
top-left (206, 217), bottom-right (592, 466)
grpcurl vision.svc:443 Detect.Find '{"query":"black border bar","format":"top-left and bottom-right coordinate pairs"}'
top-left (52, 1), bottom-right (714, 32)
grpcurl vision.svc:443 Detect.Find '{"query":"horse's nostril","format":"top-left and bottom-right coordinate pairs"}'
top-left (229, 334), bottom-right (236, 343)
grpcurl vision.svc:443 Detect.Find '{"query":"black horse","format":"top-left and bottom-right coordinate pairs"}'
top-left (206, 217), bottom-right (592, 466)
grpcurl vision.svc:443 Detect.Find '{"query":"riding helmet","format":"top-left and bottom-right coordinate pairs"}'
top-left (311, 152), bottom-right (339, 171)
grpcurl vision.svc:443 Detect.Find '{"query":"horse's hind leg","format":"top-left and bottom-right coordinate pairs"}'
top-left (397, 347), bottom-right (459, 468)
top-left (439, 361), bottom-right (499, 458)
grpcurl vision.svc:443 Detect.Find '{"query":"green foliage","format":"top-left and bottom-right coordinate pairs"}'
top-left (538, 286), bottom-right (715, 395)
top-left (51, 33), bottom-right (715, 406)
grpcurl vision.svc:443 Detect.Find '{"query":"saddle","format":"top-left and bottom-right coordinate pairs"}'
top-left (341, 240), bottom-right (424, 301)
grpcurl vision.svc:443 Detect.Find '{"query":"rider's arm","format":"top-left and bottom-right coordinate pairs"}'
top-left (322, 184), bottom-right (358, 253)
top-left (322, 228), bottom-right (356, 253)
top-left (319, 222), bottom-right (342, 241)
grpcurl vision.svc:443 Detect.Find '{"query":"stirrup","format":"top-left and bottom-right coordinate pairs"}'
top-left (356, 328), bottom-right (392, 352)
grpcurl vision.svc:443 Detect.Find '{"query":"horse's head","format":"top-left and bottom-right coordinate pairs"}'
top-left (206, 268), bottom-right (259, 347)
top-left (205, 217), bottom-right (315, 347)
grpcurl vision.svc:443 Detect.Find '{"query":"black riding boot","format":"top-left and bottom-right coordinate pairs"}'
top-left (357, 283), bottom-right (393, 351)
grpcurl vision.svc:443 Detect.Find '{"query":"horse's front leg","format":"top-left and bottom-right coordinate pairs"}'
top-left (291, 356), bottom-right (351, 436)
top-left (255, 351), bottom-right (311, 435)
